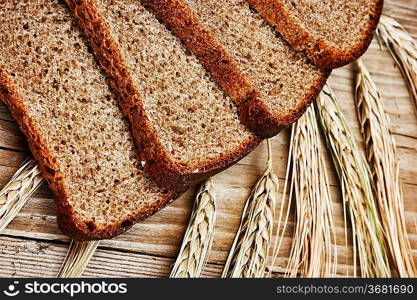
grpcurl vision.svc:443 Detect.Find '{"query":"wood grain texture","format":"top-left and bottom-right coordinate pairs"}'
top-left (0, 0), bottom-right (416, 277)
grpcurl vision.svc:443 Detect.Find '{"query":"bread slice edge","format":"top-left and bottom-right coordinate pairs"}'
top-left (247, 0), bottom-right (384, 69)
top-left (65, 0), bottom-right (261, 190)
top-left (0, 70), bottom-right (181, 240)
top-left (141, 0), bottom-right (329, 137)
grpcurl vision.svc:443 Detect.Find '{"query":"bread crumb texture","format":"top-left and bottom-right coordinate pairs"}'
top-left (95, 0), bottom-right (255, 167)
top-left (280, 0), bottom-right (381, 51)
top-left (183, 0), bottom-right (325, 118)
top-left (0, 0), bottom-right (172, 234)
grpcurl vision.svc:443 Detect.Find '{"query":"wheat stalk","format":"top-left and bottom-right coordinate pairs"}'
top-left (267, 131), bottom-right (297, 277)
top-left (376, 15), bottom-right (417, 113)
top-left (170, 178), bottom-right (216, 278)
top-left (57, 240), bottom-right (100, 278)
top-left (315, 84), bottom-right (390, 278)
top-left (0, 157), bottom-right (98, 278)
top-left (222, 139), bottom-right (278, 278)
top-left (285, 106), bottom-right (337, 278)
top-left (355, 59), bottom-right (416, 277)
top-left (0, 158), bottom-right (43, 233)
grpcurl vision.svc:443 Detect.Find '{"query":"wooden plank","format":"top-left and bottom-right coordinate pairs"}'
top-left (384, 0), bottom-right (417, 38)
top-left (2, 174), bottom-right (417, 265)
top-left (0, 236), bottom-right (219, 278)
top-left (0, 119), bottom-right (28, 151)
top-left (0, 149), bottom-right (26, 167)
top-left (0, 102), bottom-right (14, 123)
top-left (0, 236), bottom-right (359, 278)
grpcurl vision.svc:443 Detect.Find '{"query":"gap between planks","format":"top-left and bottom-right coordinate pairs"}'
top-left (0, 235), bottom-right (291, 278)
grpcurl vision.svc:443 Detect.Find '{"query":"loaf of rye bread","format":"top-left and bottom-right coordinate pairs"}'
top-left (247, 0), bottom-right (384, 69)
top-left (65, 0), bottom-right (260, 190)
top-left (0, 0), bottom-right (186, 240)
top-left (140, 0), bottom-right (329, 138)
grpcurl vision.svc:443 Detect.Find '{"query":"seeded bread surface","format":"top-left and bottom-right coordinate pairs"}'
top-left (0, 0), bottom-right (182, 240)
top-left (141, 0), bottom-right (329, 137)
top-left (247, 0), bottom-right (384, 69)
top-left (65, 0), bottom-right (261, 189)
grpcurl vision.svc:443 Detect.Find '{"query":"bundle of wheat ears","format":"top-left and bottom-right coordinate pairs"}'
top-left (284, 107), bottom-right (337, 278)
top-left (355, 59), bottom-right (416, 277)
top-left (315, 84), bottom-right (391, 277)
top-left (0, 14), bottom-right (416, 278)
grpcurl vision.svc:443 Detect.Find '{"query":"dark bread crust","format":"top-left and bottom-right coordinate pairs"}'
top-left (247, 0), bottom-right (384, 70)
top-left (0, 70), bottom-right (180, 240)
top-left (145, 136), bottom-right (259, 189)
top-left (57, 188), bottom-right (182, 240)
top-left (240, 69), bottom-right (330, 137)
top-left (142, 0), bottom-right (256, 107)
top-left (140, 0), bottom-right (329, 137)
top-left (65, 0), bottom-right (261, 190)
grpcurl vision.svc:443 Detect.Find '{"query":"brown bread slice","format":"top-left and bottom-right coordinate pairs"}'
top-left (0, 0), bottom-right (183, 240)
top-left (140, 0), bottom-right (329, 137)
top-left (65, 0), bottom-right (260, 189)
top-left (247, 0), bottom-right (384, 69)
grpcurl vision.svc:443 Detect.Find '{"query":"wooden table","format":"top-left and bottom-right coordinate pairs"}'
top-left (0, 0), bottom-right (416, 278)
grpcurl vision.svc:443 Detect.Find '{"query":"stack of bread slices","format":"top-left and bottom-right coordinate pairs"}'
top-left (0, 0), bottom-right (383, 240)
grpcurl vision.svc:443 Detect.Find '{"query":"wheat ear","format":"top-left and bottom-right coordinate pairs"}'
top-left (285, 106), bottom-right (337, 278)
top-left (315, 84), bottom-right (390, 278)
top-left (170, 178), bottom-right (216, 278)
top-left (376, 15), bottom-right (417, 113)
top-left (355, 59), bottom-right (416, 277)
top-left (57, 240), bottom-right (100, 278)
top-left (222, 139), bottom-right (278, 278)
top-left (0, 158), bottom-right (43, 233)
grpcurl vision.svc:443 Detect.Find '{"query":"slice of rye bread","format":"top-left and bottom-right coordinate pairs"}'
top-left (246, 0), bottom-right (384, 69)
top-left (139, 0), bottom-right (330, 138)
top-left (65, 0), bottom-right (260, 190)
top-left (0, 0), bottom-right (185, 240)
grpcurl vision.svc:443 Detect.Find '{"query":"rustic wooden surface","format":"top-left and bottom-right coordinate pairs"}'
top-left (0, 0), bottom-right (416, 278)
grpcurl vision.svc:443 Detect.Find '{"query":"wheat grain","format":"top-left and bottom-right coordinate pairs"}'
top-left (222, 139), bottom-right (278, 278)
top-left (376, 15), bottom-right (417, 113)
top-left (170, 178), bottom-right (216, 278)
top-left (57, 240), bottom-right (100, 278)
top-left (0, 158), bottom-right (43, 233)
top-left (315, 84), bottom-right (390, 278)
top-left (285, 106), bottom-right (337, 278)
top-left (355, 59), bottom-right (416, 277)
